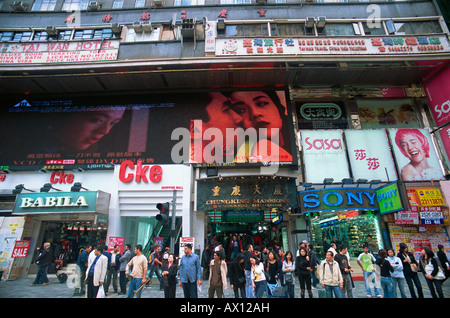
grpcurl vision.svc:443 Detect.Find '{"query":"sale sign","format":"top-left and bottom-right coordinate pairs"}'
top-left (11, 240), bottom-right (31, 258)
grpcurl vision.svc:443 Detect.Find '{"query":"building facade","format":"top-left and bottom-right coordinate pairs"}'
top-left (1, 0), bottom-right (450, 279)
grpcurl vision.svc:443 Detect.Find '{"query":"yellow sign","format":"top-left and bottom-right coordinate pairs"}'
top-left (415, 188), bottom-right (445, 207)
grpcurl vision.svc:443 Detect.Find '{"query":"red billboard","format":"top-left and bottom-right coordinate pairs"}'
top-left (424, 66), bottom-right (450, 127)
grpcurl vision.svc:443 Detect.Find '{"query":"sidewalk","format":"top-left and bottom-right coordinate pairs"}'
top-left (0, 273), bottom-right (449, 299)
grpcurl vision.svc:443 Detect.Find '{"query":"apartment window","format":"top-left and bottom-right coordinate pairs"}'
top-left (390, 21), bottom-right (441, 35)
top-left (126, 26), bottom-right (162, 42)
top-left (362, 21), bottom-right (386, 35)
top-left (174, 0), bottom-right (205, 5)
top-left (112, 0), bottom-right (123, 8)
top-left (271, 23), bottom-right (305, 36)
top-left (58, 30), bottom-right (73, 40)
top-left (32, 31), bottom-right (49, 41)
top-left (135, 0), bottom-right (145, 7)
top-left (221, 0), bottom-right (251, 4)
top-left (31, 0), bottom-right (56, 10)
top-left (223, 24), bottom-right (269, 37)
top-left (62, 0), bottom-right (89, 10)
top-left (320, 23), bottom-right (355, 36)
top-left (0, 31), bottom-right (32, 42)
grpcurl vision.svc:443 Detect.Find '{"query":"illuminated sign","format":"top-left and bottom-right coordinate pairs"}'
top-left (376, 182), bottom-right (403, 215)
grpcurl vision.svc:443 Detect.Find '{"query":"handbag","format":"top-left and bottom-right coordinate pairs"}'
top-left (285, 272), bottom-right (294, 284)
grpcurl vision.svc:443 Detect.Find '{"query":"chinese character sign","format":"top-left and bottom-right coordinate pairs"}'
top-left (388, 128), bottom-right (444, 181)
top-left (345, 130), bottom-right (398, 182)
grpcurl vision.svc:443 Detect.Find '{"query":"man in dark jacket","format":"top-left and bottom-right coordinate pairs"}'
top-left (334, 245), bottom-right (353, 298)
top-left (73, 244), bottom-right (93, 296)
top-left (31, 242), bottom-right (53, 286)
top-left (201, 245), bottom-right (211, 280)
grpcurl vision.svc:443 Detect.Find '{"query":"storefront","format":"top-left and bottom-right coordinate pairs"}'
top-left (196, 175), bottom-right (298, 258)
top-left (387, 184), bottom-right (450, 260)
top-left (112, 161), bottom-right (193, 256)
top-left (11, 190), bottom-right (110, 276)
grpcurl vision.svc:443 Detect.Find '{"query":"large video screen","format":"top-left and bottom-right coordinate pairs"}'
top-left (0, 90), bottom-right (295, 170)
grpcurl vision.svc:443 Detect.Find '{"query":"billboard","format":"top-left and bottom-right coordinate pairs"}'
top-left (0, 91), bottom-right (295, 170)
top-left (388, 128), bottom-right (444, 181)
top-left (424, 66), bottom-right (450, 127)
top-left (300, 130), bottom-right (350, 183)
top-left (345, 130), bottom-right (398, 182)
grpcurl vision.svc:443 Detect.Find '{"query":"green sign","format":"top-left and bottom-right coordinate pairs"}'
top-left (376, 182), bottom-right (403, 215)
top-left (13, 191), bottom-right (109, 214)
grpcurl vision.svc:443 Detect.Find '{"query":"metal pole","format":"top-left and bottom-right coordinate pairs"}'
top-left (170, 189), bottom-right (177, 252)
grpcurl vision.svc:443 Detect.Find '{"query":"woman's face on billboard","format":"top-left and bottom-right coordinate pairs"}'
top-left (399, 134), bottom-right (426, 164)
top-left (58, 109), bottom-right (125, 151)
top-left (228, 91), bottom-right (283, 139)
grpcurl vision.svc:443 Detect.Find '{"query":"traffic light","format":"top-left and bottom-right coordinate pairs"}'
top-left (156, 202), bottom-right (170, 225)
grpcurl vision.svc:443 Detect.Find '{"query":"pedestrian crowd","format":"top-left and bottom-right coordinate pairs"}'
top-left (30, 237), bottom-right (450, 299)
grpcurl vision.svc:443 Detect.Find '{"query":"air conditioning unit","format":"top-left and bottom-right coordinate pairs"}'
top-left (11, 1), bottom-right (27, 11)
top-left (133, 22), bottom-right (143, 33)
top-left (142, 21), bottom-right (152, 32)
top-left (153, 0), bottom-right (163, 6)
top-left (111, 23), bottom-right (121, 35)
top-left (181, 18), bottom-right (195, 39)
top-left (256, 0), bottom-right (266, 4)
top-left (45, 26), bottom-right (58, 36)
top-left (88, 1), bottom-right (101, 9)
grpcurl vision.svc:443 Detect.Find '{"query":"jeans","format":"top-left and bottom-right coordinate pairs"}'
top-left (405, 273), bottom-right (424, 298)
top-left (182, 281), bottom-right (198, 298)
top-left (325, 285), bottom-right (342, 298)
top-left (254, 280), bottom-right (267, 298)
top-left (245, 270), bottom-right (254, 298)
top-left (127, 277), bottom-right (144, 298)
top-left (363, 271), bottom-right (380, 297)
top-left (342, 274), bottom-right (353, 298)
top-left (33, 264), bottom-right (49, 285)
top-left (285, 284), bottom-right (295, 298)
top-left (380, 276), bottom-right (395, 298)
top-left (392, 276), bottom-right (407, 298)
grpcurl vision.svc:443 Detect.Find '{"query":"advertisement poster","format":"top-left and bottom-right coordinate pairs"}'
top-left (345, 130), bottom-right (398, 182)
top-left (300, 130), bottom-right (350, 183)
top-left (388, 128), bottom-right (444, 181)
top-left (179, 237), bottom-right (195, 259)
top-left (296, 102), bottom-right (348, 129)
top-left (0, 90), bottom-right (295, 170)
top-left (107, 236), bottom-right (125, 253)
top-left (357, 99), bottom-right (419, 129)
top-left (438, 125), bottom-right (450, 161)
top-left (424, 66), bottom-right (450, 127)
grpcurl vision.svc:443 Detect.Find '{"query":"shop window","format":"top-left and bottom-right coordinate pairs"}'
top-left (174, 0), bottom-right (205, 5)
top-left (271, 23), bottom-right (305, 37)
top-left (31, 0), bottom-right (57, 11)
top-left (61, 0), bottom-right (89, 10)
top-left (319, 23), bottom-right (355, 36)
top-left (362, 21), bottom-right (386, 35)
top-left (112, 0), bottom-right (123, 8)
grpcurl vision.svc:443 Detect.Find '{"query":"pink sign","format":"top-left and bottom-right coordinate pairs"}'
top-left (424, 66), bottom-right (450, 127)
top-left (107, 236), bottom-right (125, 253)
top-left (438, 125), bottom-right (450, 160)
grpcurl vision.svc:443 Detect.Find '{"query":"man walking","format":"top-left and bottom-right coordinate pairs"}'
top-left (119, 243), bottom-right (132, 295)
top-left (179, 243), bottom-right (202, 298)
top-left (357, 243), bottom-right (381, 298)
top-left (334, 245), bottom-right (353, 298)
top-left (105, 244), bottom-right (121, 294)
top-left (319, 251), bottom-right (343, 298)
top-left (148, 244), bottom-right (163, 290)
top-left (31, 242), bottom-right (53, 287)
top-left (86, 246), bottom-right (108, 298)
top-left (126, 244), bottom-right (148, 298)
top-left (73, 244), bottom-right (92, 296)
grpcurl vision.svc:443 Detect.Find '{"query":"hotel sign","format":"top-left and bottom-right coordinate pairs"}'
top-left (0, 40), bottom-right (119, 64)
top-left (216, 35), bottom-right (450, 56)
top-left (197, 178), bottom-right (297, 211)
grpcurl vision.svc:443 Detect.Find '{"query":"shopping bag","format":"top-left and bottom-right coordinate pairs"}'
top-left (97, 286), bottom-right (105, 298)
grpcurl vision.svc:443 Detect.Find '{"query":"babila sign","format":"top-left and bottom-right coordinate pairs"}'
top-left (12, 191), bottom-right (110, 214)
top-left (299, 182), bottom-right (403, 214)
